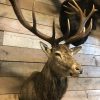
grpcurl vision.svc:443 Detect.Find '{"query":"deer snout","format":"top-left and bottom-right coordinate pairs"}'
top-left (72, 64), bottom-right (83, 74)
top-left (74, 65), bottom-right (83, 74)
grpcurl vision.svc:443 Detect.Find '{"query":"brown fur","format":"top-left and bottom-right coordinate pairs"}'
top-left (19, 44), bottom-right (82, 100)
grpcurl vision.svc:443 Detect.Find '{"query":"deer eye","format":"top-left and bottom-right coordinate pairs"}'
top-left (55, 51), bottom-right (62, 58)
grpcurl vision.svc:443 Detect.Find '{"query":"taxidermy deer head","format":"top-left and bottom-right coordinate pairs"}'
top-left (9, 0), bottom-right (96, 99)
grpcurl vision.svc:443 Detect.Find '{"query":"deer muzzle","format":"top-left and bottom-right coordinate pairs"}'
top-left (70, 64), bottom-right (83, 77)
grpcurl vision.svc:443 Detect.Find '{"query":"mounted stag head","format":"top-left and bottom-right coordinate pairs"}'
top-left (9, 0), bottom-right (96, 99)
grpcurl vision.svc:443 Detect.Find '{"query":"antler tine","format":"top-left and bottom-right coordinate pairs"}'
top-left (65, 0), bottom-right (96, 44)
top-left (32, 1), bottom-right (36, 29)
top-left (85, 5), bottom-right (97, 23)
top-left (51, 19), bottom-right (56, 46)
top-left (55, 19), bottom-right (71, 44)
top-left (9, 0), bottom-right (58, 45)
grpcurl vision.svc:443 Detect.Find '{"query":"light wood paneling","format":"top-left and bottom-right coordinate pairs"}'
top-left (62, 91), bottom-right (87, 100)
top-left (1, 0), bottom-right (60, 15)
top-left (0, 30), bottom-right (4, 45)
top-left (0, 45), bottom-right (96, 66)
top-left (0, 46), bottom-right (47, 63)
top-left (2, 0), bottom-right (63, 12)
top-left (0, 4), bottom-right (59, 26)
top-left (1, 77), bottom-right (100, 94)
top-left (1, 31), bottom-right (100, 56)
top-left (0, 94), bottom-right (18, 100)
top-left (0, 0), bottom-right (100, 99)
top-left (95, 56), bottom-right (100, 67)
top-left (0, 90), bottom-right (100, 100)
top-left (0, 61), bottom-right (100, 78)
top-left (3, 0), bottom-right (64, 6)
top-left (0, 17), bottom-right (61, 37)
top-left (0, 61), bottom-right (43, 77)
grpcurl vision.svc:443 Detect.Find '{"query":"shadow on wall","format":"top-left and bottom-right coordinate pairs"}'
top-left (51, 0), bottom-right (61, 13)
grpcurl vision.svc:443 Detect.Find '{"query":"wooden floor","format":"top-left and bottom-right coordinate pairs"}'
top-left (0, 0), bottom-right (100, 100)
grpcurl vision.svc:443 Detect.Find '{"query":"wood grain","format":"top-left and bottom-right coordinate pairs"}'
top-left (0, 90), bottom-right (100, 100)
top-left (0, 94), bottom-right (18, 100)
top-left (1, 31), bottom-right (100, 55)
top-left (0, 45), bottom-right (96, 66)
top-left (95, 56), bottom-right (100, 67)
top-left (0, 61), bottom-right (100, 78)
top-left (0, 77), bottom-right (100, 94)
top-left (0, 4), bottom-right (59, 26)
top-left (0, 45), bottom-right (47, 63)
top-left (0, 17), bottom-right (61, 38)
top-left (0, 30), bottom-right (4, 45)
top-left (0, 61), bottom-right (43, 77)
top-left (2, 0), bottom-right (62, 14)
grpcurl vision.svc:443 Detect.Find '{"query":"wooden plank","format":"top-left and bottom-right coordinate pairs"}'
top-left (74, 54), bottom-right (95, 66)
top-left (0, 94), bottom-right (18, 100)
top-left (0, 77), bottom-right (22, 94)
top-left (68, 78), bottom-right (100, 91)
top-left (4, 0), bottom-right (64, 6)
top-left (0, 46), bottom-right (47, 63)
top-left (0, 0), bottom-right (7, 4)
top-left (86, 35), bottom-right (100, 46)
top-left (0, 30), bottom-right (4, 45)
top-left (2, 31), bottom-right (100, 55)
top-left (0, 90), bottom-right (100, 100)
top-left (0, 45), bottom-right (96, 65)
top-left (1, 77), bottom-right (100, 94)
top-left (95, 56), bottom-right (100, 67)
top-left (4, 0), bottom-right (63, 12)
top-left (0, 61), bottom-right (43, 77)
top-left (36, 0), bottom-right (65, 6)
top-left (80, 66), bottom-right (100, 78)
top-left (34, 1), bottom-right (59, 15)
top-left (87, 90), bottom-right (100, 100)
top-left (0, 17), bottom-right (61, 37)
top-left (0, 61), bottom-right (99, 78)
top-left (62, 91), bottom-right (87, 100)
top-left (3, 31), bottom-right (60, 49)
top-left (3, 31), bottom-right (48, 49)
top-left (0, 4), bottom-right (59, 26)
top-left (80, 44), bottom-right (100, 55)
top-left (0, 17), bottom-right (33, 35)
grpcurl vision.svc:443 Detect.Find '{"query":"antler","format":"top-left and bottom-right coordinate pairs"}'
top-left (64, 0), bottom-right (97, 44)
top-left (9, 0), bottom-right (64, 46)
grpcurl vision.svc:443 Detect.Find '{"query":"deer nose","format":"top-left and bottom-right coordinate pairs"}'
top-left (75, 67), bottom-right (83, 74)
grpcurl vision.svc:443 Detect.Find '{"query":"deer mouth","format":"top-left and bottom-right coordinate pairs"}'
top-left (70, 73), bottom-right (79, 77)
top-left (70, 70), bottom-right (82, 77)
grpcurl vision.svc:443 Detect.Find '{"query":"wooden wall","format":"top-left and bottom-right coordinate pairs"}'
top-left (0, 0), bottom-right (100, 100)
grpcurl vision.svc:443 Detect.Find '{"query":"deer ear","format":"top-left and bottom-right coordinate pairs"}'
top-left (40, 41), bottom-right (51, 57)
top-left (70, 46), bottom-right (82, 55)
